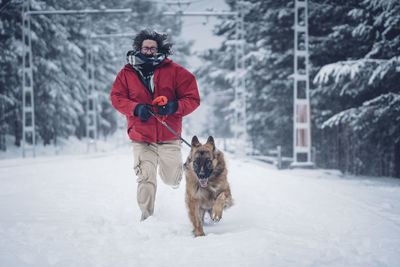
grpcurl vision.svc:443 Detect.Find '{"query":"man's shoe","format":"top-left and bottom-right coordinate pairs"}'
top-left (140, 211), bottom-right (152, 221)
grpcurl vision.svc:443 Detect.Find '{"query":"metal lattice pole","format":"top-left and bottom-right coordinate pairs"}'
top-left (0, 98), bottom-right (5, 151)
top-left (22, 0), bottom-right (36, 157)
top-left (234, 0), bottom-right (247, 154)
top-left (292, 0), bottom-right (313, 167)
top-left (85, 40), bottom-right (98, 152)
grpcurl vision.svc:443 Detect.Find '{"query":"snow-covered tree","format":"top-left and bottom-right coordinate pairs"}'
top-left (0, 0), bottom-right (24, 149)
top-left (197, 0), bottom-right (399, 177)
top-left (311, 0), bottom-right (400, 177)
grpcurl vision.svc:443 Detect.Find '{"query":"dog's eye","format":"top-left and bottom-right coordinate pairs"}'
top-left (206, 159), bottom-right (212, 167)
top-left (193, 160), bottom-right (200, 169)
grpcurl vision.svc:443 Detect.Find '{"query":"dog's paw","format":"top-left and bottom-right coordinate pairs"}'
top-left (194, 229), bottom-right (205, 237)
top-left (212, 209), bottom-right (223, 222)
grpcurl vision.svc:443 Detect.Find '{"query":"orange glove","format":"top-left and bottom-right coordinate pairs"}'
top-left (152, 96), bottom-right (168, 106)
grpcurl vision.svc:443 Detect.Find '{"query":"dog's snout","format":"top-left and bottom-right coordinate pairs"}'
top-left (198, 172), bottom-right (206, 179)
top-left (194, 157), bottom-right (213, 180)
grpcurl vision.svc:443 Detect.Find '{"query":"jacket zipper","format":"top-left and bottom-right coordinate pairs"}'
top-left (154, 69), bottom-right (159, 143)
top-left (130, 62), bottom-right (167, 144)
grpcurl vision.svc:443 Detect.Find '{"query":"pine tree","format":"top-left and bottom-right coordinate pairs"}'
top-left (310, 0), bottom-right (400, 177)
top-left (0, 0), bottom-right (24, 149)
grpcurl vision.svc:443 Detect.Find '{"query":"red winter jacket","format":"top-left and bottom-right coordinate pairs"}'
top-left (110, 59), bottom-right (200, 143)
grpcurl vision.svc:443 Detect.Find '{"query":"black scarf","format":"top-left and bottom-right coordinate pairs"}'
top-left (126, 50), bottom-right (166, 74)
top-left (126, 51), bottom-right (166, 94)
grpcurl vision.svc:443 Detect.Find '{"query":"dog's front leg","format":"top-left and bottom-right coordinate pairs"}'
top-left (212, 192), bottom-right (226, 222)
top-left (187, 198), bottom-right (205, 237)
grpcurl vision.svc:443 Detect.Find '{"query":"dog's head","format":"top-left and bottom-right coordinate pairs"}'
top-left (189, 136), bottom-right (217, 188)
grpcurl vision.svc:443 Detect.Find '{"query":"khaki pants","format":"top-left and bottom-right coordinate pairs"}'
top-left (131, 140), bottom-right (183, 220)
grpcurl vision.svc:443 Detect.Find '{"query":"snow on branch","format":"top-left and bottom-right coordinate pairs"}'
top-left (209, 69), bottom-right (226, 79)
top-left (365, 0), bottom-right (398, 11)
top-left (321, 92), bottom-right (400, 131)
top-left (368, 56), bottom-right (400, 84)
top-left (321, 107), bottom-right (359, 129)
top-left (313, 58), bottom-right (388, 85)
top-left (362, 91), bottom-right (400, 110)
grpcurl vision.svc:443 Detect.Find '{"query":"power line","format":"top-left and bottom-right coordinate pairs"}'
top-left (25, 9), bottom-right (236, 17)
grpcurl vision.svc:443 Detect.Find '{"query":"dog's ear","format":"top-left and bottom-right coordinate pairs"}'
top-left (191, 136), bottom-right (201, 148)
top-left (206, 136), bottom-right (215, 151)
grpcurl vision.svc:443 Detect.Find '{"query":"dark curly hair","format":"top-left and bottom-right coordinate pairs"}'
top-left (133, 29), bottom-right (173, 56)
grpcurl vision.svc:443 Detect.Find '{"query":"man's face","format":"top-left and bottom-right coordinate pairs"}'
top-left (141, 40), bottom-right (158, 55)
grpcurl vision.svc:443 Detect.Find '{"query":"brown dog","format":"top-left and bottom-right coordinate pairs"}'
top-left (184, 136), bottom-right (233, 237)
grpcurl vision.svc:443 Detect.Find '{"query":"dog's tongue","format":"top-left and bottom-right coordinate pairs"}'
top-left (199, 178), bottom-right (208, 187)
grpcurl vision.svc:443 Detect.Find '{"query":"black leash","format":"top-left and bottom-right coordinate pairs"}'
top-left (148, 109), bottom-right (192, 148)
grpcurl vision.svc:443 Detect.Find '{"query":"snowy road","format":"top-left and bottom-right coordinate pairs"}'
top-left (1, 146), bottom-right (400, 267)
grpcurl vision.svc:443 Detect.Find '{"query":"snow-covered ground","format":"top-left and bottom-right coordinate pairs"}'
top-left (1, 141), bottom-right (400, 267)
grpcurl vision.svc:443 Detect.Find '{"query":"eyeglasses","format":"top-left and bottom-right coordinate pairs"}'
top-left (141, 47), bottom-right (158, 53)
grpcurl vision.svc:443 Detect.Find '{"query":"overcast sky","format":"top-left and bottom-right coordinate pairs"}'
top-left (163, 0), bottom-right (230, 69)
top-left (179, 0), bottom-right (229, 51)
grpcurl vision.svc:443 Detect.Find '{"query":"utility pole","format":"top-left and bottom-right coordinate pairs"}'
top-left (291, 0), bottom-right (313, 168)
top-left (85, 38), bottom-right (98, 152)
top-left (21, 0), bottom-right (35, 157)
top-left (0, 98), bottom-right (5, 151)
top-left (233, 0), bottom-right (247, 154)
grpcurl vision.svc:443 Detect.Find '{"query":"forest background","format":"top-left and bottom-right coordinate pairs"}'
top-left (1, 0), bottom-right (399, 177)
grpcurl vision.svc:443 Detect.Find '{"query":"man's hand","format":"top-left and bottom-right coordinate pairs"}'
top-left (134, 104), bottom-right (152, 122)
top-left (157, 100), bottom-right (178, 116)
